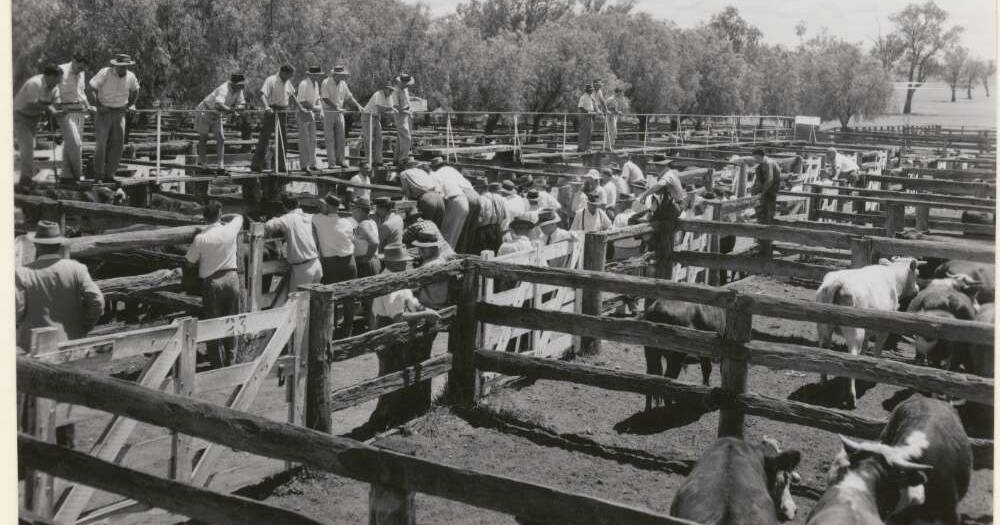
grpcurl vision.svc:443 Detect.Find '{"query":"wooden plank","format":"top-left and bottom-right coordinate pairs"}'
top-left (801, 182), bottom-right (994, 206)
top-left (904, 167), bottom-right (996, 181)
top-left (332, 307), bottom-right (456, 362)
top-left (196, 303), bottom-right (296, 343)
top-left (306, 291), bottom-right (336, 433)
top-left (475, 350), bottom-right (713, 403)
top-left (95, 268), bottom-right (183, 297)
top-left (779, 190), bottom-right (996, 212)
top-left (14, 194), bottom-right (201, 226)
top-left (261, 259), bottom-right (291, 276)
top-left (677, 219), bottom-right (853, 249)
top-left (67, 225), bottom-right (200, 258)
top-left (330, 354), bottom-right (452, 412)
top-left (581, 233), bottom-right (608, 355)
top-left (312, 258), bottom-right (465, 300)
top-left (865, 174), bottom-right (993, 197)
top-left (745, 340), bottom-right (993, 405)
top-left (19, 435), bottom-right (326, 525)
top-left (869, 236), bottom-right (994, 264)
top-left (718, 309), bottom-right (752, 438)
top-left (171, 319), bottom-right (197, 484)
top-left (17, 358), bottom-right (696, 525)
top-left (476, 304), bottom-right (719, 359)
top-left (773, 219), bottom-right (882, 237)
top-left (39, 324), bottom-right (179, 365)
top-left (671, 251), bottom-right (834, 281)
top-left (737, 392), bottom-right (885, 439)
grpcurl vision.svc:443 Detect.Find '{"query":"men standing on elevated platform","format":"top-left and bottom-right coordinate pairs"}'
top-left (58, 55), bottom-right (94, 183)
top-left (576, 84), bottom-right (596, 153)
top-left (251, 64), bottom-right (298, 173)
top-left (194, 73), bottom-right (246, 168)
top-left (320, 65), bottom-right (362, 168)
top-left (185, 201), bottom-right (243, 368)
top-left (14, 65), bottom-right (62, 187)
top-left (88, 54), bottom-right (139, 182)
top-left (297, 66), bottom-right (325, 173)
top-left (391, 73), bottom-right (415, 163)
top-left (363, 83), bottom-right (395, 166)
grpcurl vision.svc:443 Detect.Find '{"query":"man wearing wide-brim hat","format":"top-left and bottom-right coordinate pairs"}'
top-left (576, 84), bottom-right (598, 153)
top-left (474, 179), bottom-right (507, 254)
top-left (362, 82), bottom-right (395, 166)
top-left (538, 208), bottom-right (573, 268)
top-left (16, 221), bottom-right (104, 349)
top-left (296, 66), bottom-right (326, 172)
top-left (14, 64), bottom-right (63, 187)
top-left (251, 64), bottom-right (300, 173)
top-left (87, 53), bottom-right (140, 181)
top-left (312, 192), bottom-right (357, 337)
top-left (321, 65), bottom-right (363, 168)
top-left (391, 73), bottom-right (415, 163)
top-left (373, 196), bottom-right (404, 252)
top-left (194, 73), bottom-right (247, 168)
top-left (499, 215), bottom-right (536, 256)
top-left (571, 191), bottom-right (612, 232)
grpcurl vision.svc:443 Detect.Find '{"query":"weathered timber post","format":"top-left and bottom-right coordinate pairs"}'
top-left (704, 168), bottom-right (715, 194)
top-left (884, 203), bottom-right (905, 238)
top-left (447, 266), bottom-right (480, 407)
top-left (708, 203), bottom-right (723, 286)
top-left (25, 327), bottom-right (60, 517)
top-left (170, 318), bottom-right (197, 482)
top-left (852, 175), bottom-right (867, 224)
top-left (806, 184), bottom-right (822, 222)
top-left (246, 223), bottom-right (265, 312)
top-left (850, 238), bottom-right (876, 269)
top-left (288, 292), bottom-right (310, 431)
top-left (915, 205), bottom-right (930, 232)
top-left (370, 484), bottom-right (415, 525)
top-left (758, 192), bottom-right (777, 260)
top-left (718, 299), bottom-right (752, 438)
top-left (736, 164), bottom-right (748, 198)
top-left (580, 232), bottom-right (607, 355)
top-left (306, 289), bottom-right (336, 433)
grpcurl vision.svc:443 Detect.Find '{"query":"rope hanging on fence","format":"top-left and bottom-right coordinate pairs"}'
top-left (445, 113), bottom-right (457, 164)
top-left (155, 110), bottom-right (161, 182)
top-left (273, 113), bottom-right (280, 173)
top-left (367, 113), bottom-right (373, 167)
top-left (562, 114), bottom-right (568, 156)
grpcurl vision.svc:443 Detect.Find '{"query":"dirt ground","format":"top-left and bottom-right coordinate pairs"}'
top-left (257, 275), bottom-right (995, 525)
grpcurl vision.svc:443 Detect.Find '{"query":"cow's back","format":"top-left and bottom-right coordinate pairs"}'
top-left (934, 261), bottom-right (995, 304)
top-left (881, 396), bottom-right (971, 516)
top-left (819, 265), bottom-right (898, 311)
top-left (644, 299), bottom-right (698, 327)
top-left (670, 438), bottom-right (778, 525)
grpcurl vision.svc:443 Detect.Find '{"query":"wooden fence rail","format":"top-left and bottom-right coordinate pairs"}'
top-left (17, 358), bottom-right (697, 525)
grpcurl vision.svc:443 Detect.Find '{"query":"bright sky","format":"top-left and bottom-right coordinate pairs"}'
top-left (413, 0), bottom-right (997, 60)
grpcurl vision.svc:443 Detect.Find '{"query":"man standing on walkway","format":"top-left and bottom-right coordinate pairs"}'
top-left (16, 221), bottom-right (104, 349)
top-left (391, 73), bottom-right (415, 163)
top-left (592, 79), bottom-right (610, 150)
top-left (88, 54), bottom-right (139, 182)
top-left (194, 73), bottom-right (247, 168)
top-left (576, 84), bottom-right (596, 153)
top-left (14, 65), bottom-right (62, 187)
top-left (606, 87), bottom-right (628, 149)
top-left (320, 65), bottom-right (363, 168)
top-left (362, 83), bottom-right (395, 166)
top-left (57, 55), bottom-right (94, 182)
top-left (251, 64), bottom-right (300, 173)
top-left (184, 201), bottom-right (243, 368)
top-left (265, 193), bottom-right (323, 303)
top-left (296, 66), bottom-right (324, 172)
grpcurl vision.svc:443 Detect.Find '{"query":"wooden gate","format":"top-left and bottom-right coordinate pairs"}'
top-left (477, 234), bottom-right (584, 392)
top-left (20, 292), bottom-right (309, 524)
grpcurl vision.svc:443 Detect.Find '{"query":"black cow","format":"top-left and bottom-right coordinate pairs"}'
top-left (934, 260), bottom-right (994, 304)
top-left (671, 437), bottom-right (802, 525)
top-left (811, 395), bottom-right (970, 525)
top-left (643, 299), bottom-right (721, 409)
top-left (906, 277), bottom-right (979, 368)
top-left (961, 210), bottom-right (994, 238)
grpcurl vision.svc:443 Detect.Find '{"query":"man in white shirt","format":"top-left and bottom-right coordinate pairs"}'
top-left (251, 64), bottom-right (301, 173)
top-left (14, 65), bottom-right (63, 187)
top-left (606, 87), bottom-right (628, 149)
top-left (194, 73), bottom-right (246, 168)
top-left (185, 201), bottom-right (243, 367)
top-left (571, 170), bottom-right (606, 211)
top-left (349, 162), bottom-right (373, 201)
top-left (611, 195), bottom-right (642, 260)
top-left (430, 157), bottom-right (470, 249)
top-left (576, 84), bottom-right (596, 153)
top-left (87, 54), bottom-right (139, 181)
top-left (311, 193), bottom-right (356, 337)
top-left (474, 180), bottom-right (507, 254)
top-left (296, 66), bottom-right (325, 172)
top-left (391, 73), bottom-right (415, 163)
top-left (431, 157), bottom-right (479, 253)
top-left (532, 180), bottom-right (562, 212)
top-left (399, 157), bottom-right (445, 227)
top-left (363, 83), bottom-right (396, 166)
top-left (498, 215), bottom-right (536, 256)
top-left (600, 167), bottom-right (618, 209)
top-left (606, 163), bottom-right (630, 197)
top-left (825, 147), bottom-right (860, 183)
top-left (57, 55), bottom-right (93, 182)
top-left (499, 180), bottom-right (527, 234)
top-left (538, 209), bottom-right (573, 268)
top-left (320, 65), bottom-right (363, 167)
top-left (265, 193), bottom-right (322, 304)
top-left (620, 155), bottom-right (645, 190)
top-left (571, 192), bottom-right (612, 232)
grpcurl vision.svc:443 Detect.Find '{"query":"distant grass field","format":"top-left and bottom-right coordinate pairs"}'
top-left (823, 81), bottom-right (998, 130)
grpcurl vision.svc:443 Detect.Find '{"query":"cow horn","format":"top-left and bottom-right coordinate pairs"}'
top-left (889, 457), bottom-right (934, 472)
top-left (839, 435), bottom-right (864, 454)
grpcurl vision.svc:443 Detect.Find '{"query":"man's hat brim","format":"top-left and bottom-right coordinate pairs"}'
top-left (28, 232), bottom-right (67, 245)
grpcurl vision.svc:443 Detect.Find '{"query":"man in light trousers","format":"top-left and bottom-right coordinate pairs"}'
top-left (362, 83), bottom-right (395, 166)
top-left (297, 66), bottom-right (325, 172)
top-left (391, 73), bottom-right (414, 163)
top-left (320, 65), bottom-right (363, 168)
top-left (58, 55), bottom-right (94, 182)
top-left (14, 65), bottom-right (63, 187)
top-left (88, 53), bottom-right (140, 181)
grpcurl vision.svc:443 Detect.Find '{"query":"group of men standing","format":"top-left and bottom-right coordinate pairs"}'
top-left (576, 80), bottom-right (629, 153)
top-left (14, 53), bottom-right (139, 186)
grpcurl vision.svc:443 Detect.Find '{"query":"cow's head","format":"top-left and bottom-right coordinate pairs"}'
top-left (831, 436), bottom-right (932, 519)
top-left (760, 436), bottom-right (802, 522)
top-left (879, 257), bottom-right (925, 300)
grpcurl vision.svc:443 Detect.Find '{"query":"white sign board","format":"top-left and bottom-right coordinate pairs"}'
top-left (409, 96), bottom-right (428, 113)
top-left (794, 115), bottom-right (821, 126)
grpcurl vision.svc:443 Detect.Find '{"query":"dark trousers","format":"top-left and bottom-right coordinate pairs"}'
top-left (457, 188), bottom-right (481, 254)
top-left (368, 316), bottom-right (435, 431)
top-left (202, 270), bottom-right (241, 368)
top-left (321, 255), bottom-right (357, 338)
top-left (251, 108), bottom-right (288, 172)
top-left (474, 223), bottom-right (502, 255)
top-left (417, 191), bottom-right (446, 229)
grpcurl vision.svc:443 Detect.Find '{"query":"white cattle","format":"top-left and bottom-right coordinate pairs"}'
top-left (816, 257), bottom-right (922, 408)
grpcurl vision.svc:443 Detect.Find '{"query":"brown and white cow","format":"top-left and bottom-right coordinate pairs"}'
top-left (643, 299), bottom-right (722, 409)
top-left (906, 276), bottom-right (980, 368)
top-left (816, 257), bottom-right (923, 408)
top-left (810, 395), bottom-right (970, 525)
top-left (671, 436), bottom-right (802, 525)
top-left (933, 260), bottom-right (994, 305)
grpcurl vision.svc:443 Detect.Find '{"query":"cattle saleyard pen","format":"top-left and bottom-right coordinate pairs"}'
top-left (15, 109), bottom-right (996, 524)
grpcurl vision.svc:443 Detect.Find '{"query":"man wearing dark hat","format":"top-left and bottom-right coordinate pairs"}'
top-left (750, 148), bottom-right (781, 240)
top-left (599, 167), bottom-right (618, 209)
top-left (391, 73), bottom-right (415, 162)
top-left (362, 83), bottom-right (395, 166)
top-left (57, 55), bottom-right (94, 182)
top-left (297, 66), bottom-right (326, 172)
top-left (499, 179), bottom-right (527, 234)
top-left (14, 64), bottom-right (63, 186)
top-left (184, 201), bottom-right (243, 367)
top-left (350, 197), bottom-right (382, 281)
top-left (194, 74), bottom-right (247, 168)
top-left (321, 65), bottom-right (363, 167)
top-left (430, 157), bottom-right (479, 253)
top-left (265, 193), bottom-right (323, 304)
top-left (571, 192), bottom-right (612, 232)
top-left (498, 215), bottom-right (536, 256)
top-left (251, 64), bottom-right (299, 173)
top-left (16, 221), bottom-right (104, 349)
top-left (538, 209), bottom-right (572, 268)
top-left (576, 84), bottom-right (597, 153)
top-left (373, 197), bottom-right (404, 252)
top-left (87, 53), bottom-right (139, 181)
top-left (473, 180), bottom-right (506, 253)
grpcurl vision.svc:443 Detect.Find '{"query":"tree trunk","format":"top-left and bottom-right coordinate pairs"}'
top-left (484, 113), bottom-right (501, 135)
top-left (950, 86), bottom-right (956, 102)
top-left (903, 88), bottom-right (917, 114)
top-left (531, 114), bottom-right (542, 135)
top-left (967, 85), bottom-right (973, 99)
top-left (983, 80), bottom-right (990, 97)
top-left (839, 116), bottom-right (851, 131)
